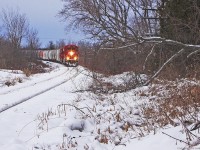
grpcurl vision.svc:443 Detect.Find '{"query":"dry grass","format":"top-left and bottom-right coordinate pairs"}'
top-left (22, 68), bottom-right (32, 77)
top-left (142, 84), bottom-right (200, 126)
top-left (5, 77), bottom-right (23, 86)
top-left (140, 81), bottom-right (200, 145)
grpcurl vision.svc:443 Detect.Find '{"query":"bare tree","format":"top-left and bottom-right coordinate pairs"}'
top-left (46, 41), bottom-right (56, 50)
top-left (26, 28), bottom-right (41, 49)
top-left (0, 37), bottom-right (12, 68)
top-left (1, 8), bottom-right (29, 49)
top-left (159, 0), bottom-right (200, 45)
top-left (59, 0), bottom-right (158, 45)
top-left (56, 39), bottom-right (65, 48)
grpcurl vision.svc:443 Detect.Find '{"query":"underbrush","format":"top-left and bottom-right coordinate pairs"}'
top-left (140, 79), bottom-right (200, 148)
top-left (32, 77), bottom-right (200, 149)
top-left (2, 58), bottom-right (51, 87)
top-left (4, 77), bottom-right (23, 87)
top-left (21, 61), bottom-right (50, 77)
top-left (86, 72), bottom-right (148, 94)
top-left (1, 52), bottom-right (50, 77)
top-left (34, 93), bottom-right (144, 149)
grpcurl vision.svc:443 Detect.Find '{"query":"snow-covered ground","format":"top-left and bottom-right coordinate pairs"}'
top-left (0, 61), bottom-right (199, 150)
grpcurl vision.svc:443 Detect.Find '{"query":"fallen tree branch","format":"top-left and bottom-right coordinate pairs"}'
top-left (144, 48), bottom-right (185, 86)
top-left (143, 42), bottom-right (162, 70)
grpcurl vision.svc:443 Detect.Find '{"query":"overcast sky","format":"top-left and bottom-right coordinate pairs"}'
top-left (0, 0), bottom-right (84, 47)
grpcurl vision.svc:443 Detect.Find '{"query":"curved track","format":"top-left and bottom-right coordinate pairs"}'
top-left (0, 65), bottom-right (72, 95)
top-left (0, 66), bottom-right (83, 114)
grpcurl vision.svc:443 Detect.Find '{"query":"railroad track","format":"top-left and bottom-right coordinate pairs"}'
top-left (0, 66), bottom-right (84, 114)
top-left (0, 65), bottom-right (72, 95)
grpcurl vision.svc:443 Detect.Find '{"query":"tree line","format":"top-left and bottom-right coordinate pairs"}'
top-left (0, 8), bottom-right (40, 50)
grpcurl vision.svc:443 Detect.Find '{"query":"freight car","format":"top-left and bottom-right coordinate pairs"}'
top-left (22, 44), bottom-right (79, 67)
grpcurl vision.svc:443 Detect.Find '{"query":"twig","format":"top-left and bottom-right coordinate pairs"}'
top-left (162, 131), bottom-right (189, 145)
top-left (59, 104), bottom-right (86, 114)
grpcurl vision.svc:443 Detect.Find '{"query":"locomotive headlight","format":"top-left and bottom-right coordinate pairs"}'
top-left (69, 50), bottom-right (75, 56)
top-left (66, 56), bottom-right (70, 60)
top-left (74, 56), bottom-right (78, 61)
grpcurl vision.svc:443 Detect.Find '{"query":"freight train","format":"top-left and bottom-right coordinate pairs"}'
top-left (23, 44), bottom-right (79, 67)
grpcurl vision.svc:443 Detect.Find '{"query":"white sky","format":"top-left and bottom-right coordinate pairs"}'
top-left (0, 0), bottom-right (84, 47)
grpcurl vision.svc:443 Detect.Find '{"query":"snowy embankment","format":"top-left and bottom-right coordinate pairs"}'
top-left (0, 61), bottom-right (199, 150)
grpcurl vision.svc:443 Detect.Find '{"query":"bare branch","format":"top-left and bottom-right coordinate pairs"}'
top-left (144, 48), bottom-right (185, 86)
